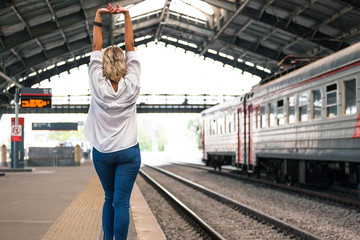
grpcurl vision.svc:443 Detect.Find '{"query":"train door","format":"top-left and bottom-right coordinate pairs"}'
top-left (246, 104), bottom-right (255, 172)
top-left (201, 119), bottom-right (206, 161)
top-left (237, 107), bottom-right (245, 170)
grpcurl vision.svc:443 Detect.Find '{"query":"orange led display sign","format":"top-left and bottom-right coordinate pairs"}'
top-left (20, 88), bottom-right (52, 108)
top-left (21, 98), bottom-right (51, 108)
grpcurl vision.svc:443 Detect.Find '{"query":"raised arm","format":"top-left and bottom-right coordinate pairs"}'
top-left (92, 4), bottom-right (116, 51)
top-left (124, 11), bottom-right (134, 52)
top-left (116, 5), bottom-right (134, 52)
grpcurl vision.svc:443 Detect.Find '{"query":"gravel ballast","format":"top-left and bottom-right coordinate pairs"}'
top-left (159, 164), bottom-right (360, 240)
top-left (138, 167), bottom-right (293, 240)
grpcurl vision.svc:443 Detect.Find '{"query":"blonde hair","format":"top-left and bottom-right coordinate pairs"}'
top-left (102, 46), bottom-right (127, 82)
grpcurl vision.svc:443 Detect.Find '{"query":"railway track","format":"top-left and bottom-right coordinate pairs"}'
top-left (140, 164), bottom-right (322, 240)
top-left (176, 163), bottom-right (360, 209)
top-left (140, 169), bottom-right (225, 240)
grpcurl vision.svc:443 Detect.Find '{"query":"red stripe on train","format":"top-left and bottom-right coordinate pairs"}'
top-left (352, 112), bottom-right (360, 138)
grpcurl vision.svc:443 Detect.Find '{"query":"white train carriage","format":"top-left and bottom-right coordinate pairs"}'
top-left (201, 41), bottom-right (360, 186)
top-left (249, 41), bottom-right (360, 185)
top-left (201, 97), bottom-right (244, 170)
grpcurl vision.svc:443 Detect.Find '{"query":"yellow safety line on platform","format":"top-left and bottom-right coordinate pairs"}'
top-left (42, 176), bottom-right (104, 240)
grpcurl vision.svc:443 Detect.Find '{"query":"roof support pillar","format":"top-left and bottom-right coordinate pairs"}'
top-left (0, 71), bottom-right (23, 88)
top-left (154, 0), bottom-right (172, 41)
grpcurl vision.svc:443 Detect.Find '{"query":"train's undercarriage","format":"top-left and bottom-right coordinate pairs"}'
top-left (204, 153), bottom-right (360, 188)
top-left (205, 153), bottom-right (235, 171)
top-left (257, 158), bottom-right (360, 188)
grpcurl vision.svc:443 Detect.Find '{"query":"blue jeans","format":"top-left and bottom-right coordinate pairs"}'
top-left (93, 143), bottom-right (141, 240)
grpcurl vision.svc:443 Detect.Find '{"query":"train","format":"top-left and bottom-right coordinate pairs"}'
top-left (200, 41), bottom-right (360, 187)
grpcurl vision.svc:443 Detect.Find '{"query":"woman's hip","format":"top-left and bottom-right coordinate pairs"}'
top-left (93, 143), bottom-right (141, 166)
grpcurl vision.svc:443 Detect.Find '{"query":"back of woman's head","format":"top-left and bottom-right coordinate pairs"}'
top-left (102, 46), bottom-right (127, 82)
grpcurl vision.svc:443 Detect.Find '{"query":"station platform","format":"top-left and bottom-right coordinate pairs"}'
top-left (0, 160), bottom-right (166, 240)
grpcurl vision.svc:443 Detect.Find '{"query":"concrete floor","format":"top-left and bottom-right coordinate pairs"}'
top-left (0, 161), bottom-right (96, 240)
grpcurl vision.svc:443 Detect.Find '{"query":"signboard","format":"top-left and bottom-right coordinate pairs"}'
top-left (20, 87), bottom-right (52, 108)
top-left (11, 117), bottom-right (24, 142)
top-left (32, 122), bottom-right (78, 131)
top-left (11, 125), bottom-right (22, 142)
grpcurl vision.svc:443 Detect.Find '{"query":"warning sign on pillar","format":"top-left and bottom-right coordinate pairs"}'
top-left (11, 125), bottom-right (22, 142)
top-left (11, 117), bottom-right (24, 142)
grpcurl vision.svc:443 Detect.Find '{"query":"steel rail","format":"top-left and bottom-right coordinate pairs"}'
top-left (145, 164), bottom-right (322, 240)
top-left (139, 169), bottom-right (225, 240)
top-left (176, 163), bottom-right (360, 209)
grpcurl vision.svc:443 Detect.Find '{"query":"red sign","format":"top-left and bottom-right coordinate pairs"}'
top-left (11, 125), bottom-right (22, 142)
top-left (11, 117), bottom-right (24, 142)
top-left (11, 117), bottom-right (24, 126)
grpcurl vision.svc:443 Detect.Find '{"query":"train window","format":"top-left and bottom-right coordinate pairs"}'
top-left (260, 106), bottom-right (266, 128)
top-left (326, 83), bottom-right (337, 118)
top-left (344, 79), bottom-right (356, 115)
top-left (277, 100), bottom-right (284, 126)
top-left (209, 120), bottom-right (211, 135)
top-left (234, 113), bottom-right (237, 133)
top-left (288, 96), bottom-right (295, 124)
top-left (226, 114), bottom-right (234, 133)
top-left (269, 102), bottom-right (276, 127)
top-left (298, 92), bottom-right (308, 122)
top-left (211, 119), bottom-right (217, 135)
top-left (218, 117), bottom-right (224, 134)
top-left (226, 115), bottom-right (230, 133)
top-left (312, 89), bottom-right (322, 120)
top-left (255, 107), bottom-right (259, 129)
top-left (206, 121), bottom-right (210, 136)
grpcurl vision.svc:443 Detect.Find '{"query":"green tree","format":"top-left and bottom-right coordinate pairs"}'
top-left (48, 130), bottom-right (74, 142)
top-left (138, 126), bottom-right (152, 151)
top-left (187, 117), bottom-right (200, 149)
top-left (157, 126), bottom-right (167, 151)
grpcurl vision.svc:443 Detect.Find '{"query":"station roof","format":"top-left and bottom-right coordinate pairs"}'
top-left (0, 0), bottom-right (360, 106)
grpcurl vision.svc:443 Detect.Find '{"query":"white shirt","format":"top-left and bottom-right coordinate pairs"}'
top-left (84, 50), bottom-right (141, 153)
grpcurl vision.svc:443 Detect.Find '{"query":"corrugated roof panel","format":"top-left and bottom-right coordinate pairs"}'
top-left (0, 21), bottom-right (23, 37)
top-left (55, 3), bottom-right (82, 18)
top-left (317, 0), bottom-right (344, 11)
top-left (0, 8), bottom-right (23, 35)
top-left (319, 25), bottom-right (341, 37)
top-left (291, 40), bottom-right (322, 56)
top-left (292, 14), bottom-right (316, 28)
top-left (272, 30), bottom-right (295, 43)
top-left (0, 52), bottom-right (17, 67)
top-left (67, 31), bottom-right (88, 43)
top-left (50, 0), bottom-right (78, 9)
top-left (19, 1), bottom-right (49, 24)
top-left (263, 5), bottom-right (291, 20)
top-left (246, 0), bottom-right (263, 11)
top-left (261, 36), bottom-right (284, 51)
top-left (333, 9), bottom-right (360, 34)
top-left (273, 0), bottom-right (306, 12)
top-left (40, 32), bottom-right (65, 50)
top-left (26, 12), bottom-right (53, 28)
top-left (248, 21), bottom-right (272, 36)
top-left (237, 32), bottom-right (257, 43)
top-left (304, 1), bottom-right (334, 23)
top-left (19, 44), bottom-right (43, 58)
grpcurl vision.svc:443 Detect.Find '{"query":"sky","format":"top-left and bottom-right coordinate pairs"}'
top-left (0, 43), bottom-right (260, 149)
top-left (33, 42), bottom-right (260, 96)
top-left (0, 0), bottom-right (262, 151)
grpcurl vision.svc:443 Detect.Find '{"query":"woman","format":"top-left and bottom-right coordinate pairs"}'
top-left (84, 3), bottom-right (141, 240)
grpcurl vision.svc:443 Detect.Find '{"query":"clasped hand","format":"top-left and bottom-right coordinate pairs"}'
top-left (98, 3), bottom-right (129, 15)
